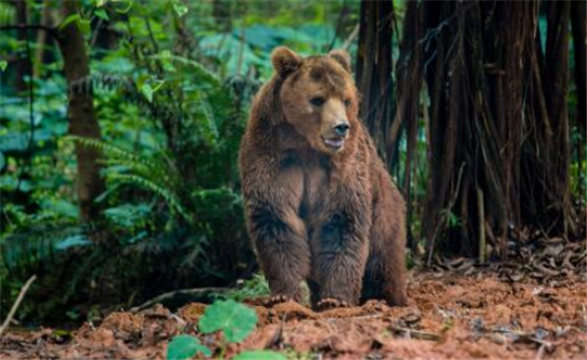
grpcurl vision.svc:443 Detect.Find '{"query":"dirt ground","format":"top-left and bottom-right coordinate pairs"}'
top-left (1, 265), bottom-right (586, 360)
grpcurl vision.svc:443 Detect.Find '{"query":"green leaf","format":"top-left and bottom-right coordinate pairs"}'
top-left (78, 18), bottom-right (91, 36)
top-left (58, 13), bottom-right (81, 32)
top-left (198, 300), bottom-right (257, 343)
top-left (94, 8), bottom-right (109, 21)
top-left (111, 0), bottom-right (133, 14)
top-left (152, 79), bottom-right (165, 93)
top-left (232, 351), bottom-right (287, 360)
top-left (54, 235), bottom-right (91, 251)
top-left (0, 60), bottom-right (7, 71)
top-left (166, 335), bottom-right (211, 360)
top-left (141, 83), bottom-right (154, 103)
top-left (173, 2), bottom-right (188, 18)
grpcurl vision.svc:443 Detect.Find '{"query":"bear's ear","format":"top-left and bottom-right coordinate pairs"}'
top-left (328, 49), bottom-right (352, 73)
top-left (271, 46), bottom-right (302, 77)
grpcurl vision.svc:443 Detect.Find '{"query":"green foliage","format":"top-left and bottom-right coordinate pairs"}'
top-left (233, 351), bottom-right (288, 360)
top-left (198, 299), bottom-right (258, 343)
top-left (0, 0), bottom-right (356, 326)
top-left (67, 135), bottom-right (190, 221)
top-left (221, 273), bottom-right (271, 302)
top-left (166, 335), bottom-right (211, 360)
top-left (166, 299), bottom-right (287, 359)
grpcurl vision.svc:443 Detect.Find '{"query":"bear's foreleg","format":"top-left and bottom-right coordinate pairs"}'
top-left (248, 204), bottom-right (311, 302)
top-left (311, 212), bottom-right (370, 308)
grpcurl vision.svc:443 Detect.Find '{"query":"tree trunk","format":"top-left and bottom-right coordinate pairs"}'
top-left (356, 0), bottom-right (395, 168)
top-left (401, 1), bottom-right (574, 260)
top-left (15, 0), bottom-right (28, 92)
top-left (521, 0), bottom-right (575, 236)
top-left (571, 0), bottom-right (586, 133)
top-left (395, 0), bottom-right (423, 252)
top-left (55, 1), bottom-right (105, 222)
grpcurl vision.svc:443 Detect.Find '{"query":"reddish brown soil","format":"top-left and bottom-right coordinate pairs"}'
top-left (2, 270), bottom-right (586, 360)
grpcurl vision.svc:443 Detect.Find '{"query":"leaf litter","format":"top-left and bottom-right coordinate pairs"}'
top-left (1, 239), bottom-right (586, 359)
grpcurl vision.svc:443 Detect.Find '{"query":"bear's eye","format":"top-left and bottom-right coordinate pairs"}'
top-left (344, 99), bottom-right (352, 107)
top-left (310, 97), bottom-right (325, 107)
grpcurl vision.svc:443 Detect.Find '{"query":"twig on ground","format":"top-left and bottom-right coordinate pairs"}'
top-left (536, 343), bottom-right (547, 360)
top-left (327, 314), bottom-right (384, 321)
top-left (131, 287), bottom-right (228, 312)
top-left (390, 325), bottom-right (442, 341)
top-left (0, 275), bottom-right (36, 337)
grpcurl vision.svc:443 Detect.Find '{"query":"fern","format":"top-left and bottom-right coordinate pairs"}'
top-left (108, 173), bottom-right (189, 221)
top-left (66, 136), bottom-right (191, 222)
top-left (149, 53), bottom-right (221, 86)
top-left (68, 74), bottom-right (134, 96)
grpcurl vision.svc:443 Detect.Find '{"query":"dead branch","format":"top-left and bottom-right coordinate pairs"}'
top-left (0, 275), bottom-right (36, 337)
top-left (390, 325), bottom-right (442, 342)
top-left (131, 287), bottom-right (228, 313)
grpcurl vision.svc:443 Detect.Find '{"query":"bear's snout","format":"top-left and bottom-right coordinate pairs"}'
top-left (322, 120), bottom-right (349, 151)
top-left (333, 123), bottom-right (350, 137)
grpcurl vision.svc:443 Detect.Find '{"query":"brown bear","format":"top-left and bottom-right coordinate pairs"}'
top-left (239, 47), bottom-right (407, 309)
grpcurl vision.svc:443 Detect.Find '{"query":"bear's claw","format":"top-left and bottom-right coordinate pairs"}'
top-left (317, 298), bottom-right (349, 311)
top-left (263, 295), bottom-right (291, 307)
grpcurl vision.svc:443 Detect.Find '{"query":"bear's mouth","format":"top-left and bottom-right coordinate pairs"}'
top-left (322, 136), bottom-right (345, 150)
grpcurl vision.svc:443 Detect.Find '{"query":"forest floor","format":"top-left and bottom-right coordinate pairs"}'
top-left (2, 262), bottom-right (586, 360)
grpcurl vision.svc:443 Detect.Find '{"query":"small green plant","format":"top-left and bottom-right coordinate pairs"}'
top-left (282, 349), bottom-right (314, 360)
top-left (222, 273), bottom-right (271, 302)
top-left (198, 299), bottom-right (258, 344)
top-left (167, 335), bottom-right (212, 360)
top-left (166, 299), bottom-right (285, 360)
top-left (233, 351), bottom-right (287, 360)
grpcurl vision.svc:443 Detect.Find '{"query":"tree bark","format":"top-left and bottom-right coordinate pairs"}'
top-left (411, 1), bottom-right (570, 259)
top-left (571, 0), bottom-right (586, 133)
top-left (55, 1), bottom-right (105, 222)
top-left (395, 0), bottom-right (423, 252)
top-left (521, 0), bottom-right (575, 236)
top-left (356, 0), bottom-right (395, 168)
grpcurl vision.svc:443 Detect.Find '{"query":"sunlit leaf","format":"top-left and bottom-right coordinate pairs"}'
top-left (166, 335), bottom-right (211, 360)
top-left (152, 80), bottom-right (165, 93)
top-left (58, 13), bottom-right (81, 32)
top-left (78, 18), bottom-right (91, 36)
top-left (94, 8), bottom-right (109, 21)
top-left (141, 83), bottom-right (154, 103)
top-left (173, 2), bottom-right (188, 18)
top-left (111, 0), bottom-right (133, 14)
top-left (198, 299), bottom-right (257, 343)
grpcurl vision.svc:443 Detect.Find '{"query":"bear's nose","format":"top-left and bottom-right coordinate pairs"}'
top-left (333, 123), bottom-right (350, 136)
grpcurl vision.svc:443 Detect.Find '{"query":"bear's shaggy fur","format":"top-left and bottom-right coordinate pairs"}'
top-left (239, 47), bottom-right (407, 309)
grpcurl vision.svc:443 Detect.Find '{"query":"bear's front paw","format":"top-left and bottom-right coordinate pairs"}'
top-left (316, 298), bottom-right (350, 311)
top-left (263, 294), bottom-right (292, 307)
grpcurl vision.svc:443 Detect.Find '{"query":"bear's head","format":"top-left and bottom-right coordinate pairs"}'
top-left (271, 46), bottom-right (359, 155)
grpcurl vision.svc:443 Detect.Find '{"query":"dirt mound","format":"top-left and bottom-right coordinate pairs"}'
top-left (1, 270), bottom-right (585, 359)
